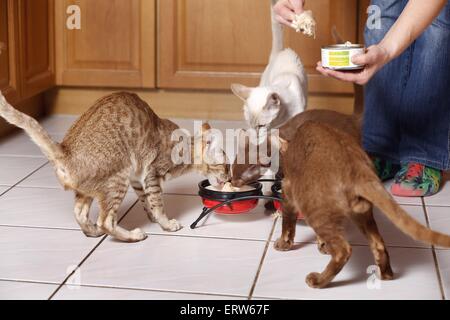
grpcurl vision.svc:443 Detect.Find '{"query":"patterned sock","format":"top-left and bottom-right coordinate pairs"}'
top-left (391, 163), bottom-right (442, 197)
top-left (372, 157), bottom-right (401, 181)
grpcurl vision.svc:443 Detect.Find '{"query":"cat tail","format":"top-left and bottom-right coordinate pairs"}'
top-left (0, 91), bottom-right (64, 162)
top-left (270, 0), bottom-right (284, 61)
top-left (356, 180), bottom-right (450, 247)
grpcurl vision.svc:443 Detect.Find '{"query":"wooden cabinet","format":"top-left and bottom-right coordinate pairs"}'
top-left (158, 0), bottom-right (357, 93)
top-left (17, 0), bottom-right (55, 99)
top-left (0, 0), bottom-right (19, 103)
top-left (0, 0), bottom-right (54, 103)
top-left (55, 0), bottom-right (156, 88)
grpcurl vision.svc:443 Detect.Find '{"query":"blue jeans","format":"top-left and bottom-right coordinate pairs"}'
top-left (364, 0), bottom-right (450, 170)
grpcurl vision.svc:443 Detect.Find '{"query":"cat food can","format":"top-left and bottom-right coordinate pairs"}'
top-left (321, 44), bottom-right (365, 70)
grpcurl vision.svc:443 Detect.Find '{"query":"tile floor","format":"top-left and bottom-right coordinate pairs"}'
top-left (0, 115), bottom-right (449, 300)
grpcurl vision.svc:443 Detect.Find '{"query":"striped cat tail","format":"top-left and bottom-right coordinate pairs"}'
top-left (0, 91), bottom-right (64, 162)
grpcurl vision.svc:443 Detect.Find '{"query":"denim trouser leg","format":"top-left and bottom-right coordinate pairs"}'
top-left (398, 3), bottom-right (450, 170)
top-left (363, 0), bottom-right (408, 164)
top-left (363, 0), bottom-right (450, 170)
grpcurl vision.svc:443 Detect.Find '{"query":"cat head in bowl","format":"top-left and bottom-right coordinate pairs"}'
top-left (230, 129), bottom-right (288, 188)
top-left (194, 123), bottom-right (231, 187)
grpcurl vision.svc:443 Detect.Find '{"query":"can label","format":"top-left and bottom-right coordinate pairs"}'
top-left (321, 46), bottom-right (365, 70)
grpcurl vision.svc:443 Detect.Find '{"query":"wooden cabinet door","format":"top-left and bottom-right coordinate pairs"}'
top-left (159, 0), bottom-right (357, 93)
top-left (17, 0), bottom-right (55, 99)
top-left (55, 0), bottom-right (155, 88)
top-left (0, 0), bottom-right (19, 103)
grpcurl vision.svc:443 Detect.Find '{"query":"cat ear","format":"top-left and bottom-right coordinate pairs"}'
top-left (269, 93), bottom-right (281, 107)
top-left (201, 122), bottom-right (211, 135)
top-left (231, 84), bottom-right (252, 101)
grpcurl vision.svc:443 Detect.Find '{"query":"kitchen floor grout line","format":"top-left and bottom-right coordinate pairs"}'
top-left (0, 162), bottom-right (49, 197)
top-left (0, 154), bottom-right (47, 159)
top-left (0, 223), bottom-right (435, 250)
top-left (247, 217), bottom-right (278, 299)
top-left (50, 282), bottom-right (249, 300)
top-left (47, 199), bottom-right (139, 300)
top-left (0, 278), bottom-right (60, 286)
top-left (423, 203), bottom-right (450, 208)
top-left (422, 197), bottom-right (446, 300)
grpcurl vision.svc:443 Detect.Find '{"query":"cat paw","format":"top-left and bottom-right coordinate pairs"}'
top-left (129, 228), bottom-right (148, 242)
top-left (380, 267), bottom-right (394, 280)
top-left (305, 272), bottom-right (323, 289)
top-left (274, 238), bottom-right (293, 251)
top-left (163, 219), bottom-right (182, 232)
top-left (82, 225), bottom-right (105, 238)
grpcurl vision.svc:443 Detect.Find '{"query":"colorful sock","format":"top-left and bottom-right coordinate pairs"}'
top-left (391, 163), bottom-right (442, 197)
top-left (372, 157), bottom-right (400, 181)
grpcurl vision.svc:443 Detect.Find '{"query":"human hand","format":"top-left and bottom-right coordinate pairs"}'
top-left (273, 0), bottom-right (305, 27)
top-left (316, 44), bottom-right (392, 85)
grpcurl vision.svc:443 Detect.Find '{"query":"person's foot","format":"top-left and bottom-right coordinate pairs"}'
top-left (372, 157), bottom-right (400, 181)
top-left (391, 163), bottom-right (442, 197)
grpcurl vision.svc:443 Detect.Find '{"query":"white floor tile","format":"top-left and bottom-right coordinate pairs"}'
top-left (272, 205), bottom-right (429, 248)
top-left (0, 280), bottom-right (57, 300)
top-left (162, 172), bottom-right (207, 195)
top-left (0, 132), bottom-right (64, 158)
top-left (120, 194), bottom-right (275, 241)
top-left (66, 235), bottom-right (264, 296)
top-left (17, 163), bottom-right (61, 189)
top-left (425, 206), bottom-right (450, 250)
top-left (0, 226), bottom-right (100, 283)
top-left (0, 157), bottom-right (47, 186)
top-left (0, 186), bottom-right (10, 195)
top-left (383, 180), bottom-right (423, 206)
top-left (0, 187), bottom-right (137, 230)
top-left (424, 174), bottom-right (450, 207)
top-left (253, 244), bottom-right (441, 300)
top-left (40, 115), bottom-right (77, 135)
top-left (435, 250), bottom-right (450, 300)
top-left (53, 285), bottom-right (245, 300)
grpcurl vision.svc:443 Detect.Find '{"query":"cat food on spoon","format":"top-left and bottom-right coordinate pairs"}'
top-left (321, 42), bottom-right (365, 70)
top-left (291, 10), bottom-right (316, 38)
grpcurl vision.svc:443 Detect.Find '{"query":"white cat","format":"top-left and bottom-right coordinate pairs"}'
top-left (231, 0), bottom-right (308, 130)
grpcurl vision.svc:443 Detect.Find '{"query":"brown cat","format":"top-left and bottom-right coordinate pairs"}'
top-left (0, 91), bottom-right (229, 242)
top-left (275, 120), bottom-right (450, 288)
top-left (231, 108), bottom-right (362, 187)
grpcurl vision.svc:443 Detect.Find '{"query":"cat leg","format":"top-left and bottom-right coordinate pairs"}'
top-left (130, 180), bottom-right (156, 222)
top-left (274, 201), bottom-right (297, 251)
top-left (306, 224), bottom-right (352, 288)
top-left (351, 210), bottom-right (394, 280)
top-left (74, 193), bottom-right (104, 237)
top-left (97, 180), bottom-right (147, 242)
top-left (142, 174), bottom-right (182, 232)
